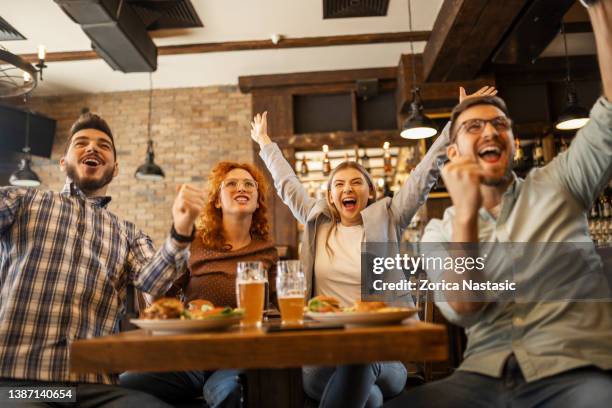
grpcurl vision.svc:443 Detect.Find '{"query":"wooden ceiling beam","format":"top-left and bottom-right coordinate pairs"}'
top-left (562, 22), bottom-right (592, 34)
top-left (422, 0), bottom-right (531, 82)
top-left (239, 67), bottom-right (397, 93)
top-left (19, 31), bottom-right (430, 64)
top-left (492, 55), bottom-right (600, 84)
top-left (396, 54), bottom-right (495, 114)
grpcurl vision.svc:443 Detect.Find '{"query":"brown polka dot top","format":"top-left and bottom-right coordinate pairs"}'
top-left (165, 236), bottom-right (278, 308)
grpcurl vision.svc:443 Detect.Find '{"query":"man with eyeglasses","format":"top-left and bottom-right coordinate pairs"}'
top-left (387, 1), bottom-right (612, 407)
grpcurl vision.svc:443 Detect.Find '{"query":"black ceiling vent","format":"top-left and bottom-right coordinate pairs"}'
top-left (0, 16), bottom-right (26, 41)
top-left (128, 0), bottom-right (203, 30)
top-left (323, 0), bottom-right (390, 19)
top-left (54, 0), bottom-right (157, 72)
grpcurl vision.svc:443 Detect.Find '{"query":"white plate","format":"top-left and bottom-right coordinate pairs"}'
top-left (305, 309), bottom-right (417, 326)
top-left (131, 317), bottom-right (241, 335)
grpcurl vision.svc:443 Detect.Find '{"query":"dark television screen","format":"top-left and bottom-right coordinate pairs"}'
top-left (0, 104), bottom-right (56, 158)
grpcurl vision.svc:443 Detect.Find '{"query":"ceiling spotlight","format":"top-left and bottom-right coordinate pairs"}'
top-left (271, 34), bottom-right (282, 45)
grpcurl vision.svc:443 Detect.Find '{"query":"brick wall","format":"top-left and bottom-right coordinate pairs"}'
top-left (24, 86), bottom-right (253, 244)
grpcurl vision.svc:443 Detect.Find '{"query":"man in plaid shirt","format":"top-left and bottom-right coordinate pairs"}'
top-left (0, 113), bottom-right (206, 407)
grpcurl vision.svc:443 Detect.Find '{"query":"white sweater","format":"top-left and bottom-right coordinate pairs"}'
top-left (314, 223), bottom-right (364, 307)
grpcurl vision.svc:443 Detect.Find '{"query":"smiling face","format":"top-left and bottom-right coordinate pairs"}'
top-left (218, 168), bottom-right (259, 216)
top-left (60, 128), bottom-right (118, 195)
top-left (327, 167), bottom-right (373, 226)
top-left (451, 104), bottom-right (515, 186)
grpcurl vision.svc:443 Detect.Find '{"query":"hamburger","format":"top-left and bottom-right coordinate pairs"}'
top-left (307, 295), bottom-right (341, 313)
top-left (187, 299), bottom-right (214, 312)
top-left (142, 298), bottom-right (184, 319)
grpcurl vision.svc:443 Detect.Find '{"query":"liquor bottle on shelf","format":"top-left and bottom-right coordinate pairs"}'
top-left (361, 150), bottom-right (371, 173)
top-left (513, 137), bottom-right (525, 167)
top-left (602, 192), bottom-right (611, 219)
top-left (353, 145), bottom-right (360, 163)
top-left (299, 156), bottom-right (309, 177)
top-left (588, 197), bottom-right (601, 244)
top-left (589, 185), bottom-right (612, 245)
top-left (322, 144), bottom-right (331, 176)
top-left (532, 138), bottom-right (545, 168)
top-left (383, 141), bottom-right (392, 175)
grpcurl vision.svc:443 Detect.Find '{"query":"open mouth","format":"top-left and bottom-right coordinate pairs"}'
top-left (341, 197), bottom-right (357, 211)
top-left (477, 145), bottom-right (502, 163)
top-left (81, 156), bottom-right (103, 168)
top-left (234, 194), bottom-right (250, 204)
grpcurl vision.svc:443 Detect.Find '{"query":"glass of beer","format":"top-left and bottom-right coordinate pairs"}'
top-left (236, 261), bottom-right (267, 328)
top-left (276, 260), bottom-right (306, 325)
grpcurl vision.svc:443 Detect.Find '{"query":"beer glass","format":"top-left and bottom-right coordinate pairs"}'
top-left (276, 260), bottom-right (306, 325)
top-left (236, 262), bottom-right (267, 327)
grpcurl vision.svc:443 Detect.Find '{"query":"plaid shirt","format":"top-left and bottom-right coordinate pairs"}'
top-left (0, 182), bottom-right (189, 384)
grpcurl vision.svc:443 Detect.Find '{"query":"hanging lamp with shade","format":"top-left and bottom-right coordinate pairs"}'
top-left (555, 22), bottom-right (589, 131)
top-left (135, 73), bottom-right (165, 181)
top-left (400, 0), bottom-right (437, 140)
top-left (10, 96), bottom-right (41, 187)
top-left (1, 44), bottom-right (48, 186)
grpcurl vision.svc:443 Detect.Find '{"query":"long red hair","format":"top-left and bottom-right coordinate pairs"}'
top-left (196, 161), bottom-right (270, 250)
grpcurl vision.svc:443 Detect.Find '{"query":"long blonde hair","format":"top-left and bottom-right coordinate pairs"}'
top-left (324, 161), bottom-right (376, 257)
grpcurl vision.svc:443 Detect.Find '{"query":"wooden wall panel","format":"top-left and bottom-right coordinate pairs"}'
top-left (251, 92), bottom-right (298, 257)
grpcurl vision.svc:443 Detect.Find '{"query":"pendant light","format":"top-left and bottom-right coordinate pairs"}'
top-left (555, 23), bottom-right (589, 131)
top-left (10, 100), bottom-right (41, 187)
top-left (135, 73), bottom-right (165, 181)
top-left (400, 0), bottom-right (437, 139)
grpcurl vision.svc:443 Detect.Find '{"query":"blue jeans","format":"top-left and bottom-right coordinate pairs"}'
top-left (385, 355), bottom-right (612, 408)
top-left (0, 377), bottom-right (172, 407)
top-left (119, 370), bottom-right (241, 408)
top-left (303, 362), bottom-right (407, 408)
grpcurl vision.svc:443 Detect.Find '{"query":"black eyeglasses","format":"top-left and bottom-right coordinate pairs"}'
top-left (457, 116), bottom-right (513, 135)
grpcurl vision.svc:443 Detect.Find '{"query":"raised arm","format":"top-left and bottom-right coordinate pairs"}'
top-left (252, 112), bottom-right (318, 225)
top-left (391, 86), bottom-right (498, 230)
top-left (131, 184), bottom-right (205, 296)
top-left (547, 1), bottom-right (612, 208)
top-left (589, 1), bottom-right (612, 101)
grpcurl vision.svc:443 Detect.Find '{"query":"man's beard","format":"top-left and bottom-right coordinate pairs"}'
top-left (481, 163), bottom-right (513, 187)
top-left (65, 162), bottom-right (114, 195)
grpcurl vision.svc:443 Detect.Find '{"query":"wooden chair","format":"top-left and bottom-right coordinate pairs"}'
top-left (409, 272), bottom-right (467, 382)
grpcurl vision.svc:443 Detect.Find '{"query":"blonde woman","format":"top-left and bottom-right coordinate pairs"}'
top-left (250, 87), bottom-right (497, 408)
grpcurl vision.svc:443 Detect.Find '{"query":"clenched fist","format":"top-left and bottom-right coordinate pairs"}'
top-left (172, 184), bottom-right (206, 237)
top-left (442, 156), bottom-right (483, 223)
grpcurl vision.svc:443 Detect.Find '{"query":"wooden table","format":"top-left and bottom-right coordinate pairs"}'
top-left (71, 321), bottom-right (448, 407)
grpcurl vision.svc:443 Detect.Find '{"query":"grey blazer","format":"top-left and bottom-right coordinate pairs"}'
top-left (259, 123), bottom-right (450, 298)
